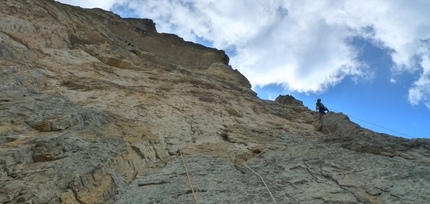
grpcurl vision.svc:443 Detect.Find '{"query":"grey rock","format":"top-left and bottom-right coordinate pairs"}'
top-left (0, 1), bottom-right (429, 204)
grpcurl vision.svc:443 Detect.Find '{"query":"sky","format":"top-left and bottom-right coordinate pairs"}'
top-left (57, 0), bottom-right (430, 139)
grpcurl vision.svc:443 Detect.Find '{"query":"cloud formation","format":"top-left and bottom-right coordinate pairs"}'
top-left (58, 0), bottom-right (118, 10)
top-left (58, 0), bottom-right (430, 106)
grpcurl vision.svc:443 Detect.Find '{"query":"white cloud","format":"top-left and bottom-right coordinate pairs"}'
top-left (408, 53), bottom-right (430, 105)
top-left (58, 0), bottom-right (430, 106)
top-left (56, 0), bottom-right (120, 10)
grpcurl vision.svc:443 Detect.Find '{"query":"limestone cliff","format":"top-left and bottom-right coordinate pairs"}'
top-left (1, 1), bottom-right (430, 203)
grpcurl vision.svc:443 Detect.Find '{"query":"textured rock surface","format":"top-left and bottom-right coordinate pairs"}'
top-left (1, 0), bottom-right (430, 203)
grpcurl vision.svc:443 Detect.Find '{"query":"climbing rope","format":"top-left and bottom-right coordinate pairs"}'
top-left (179, 149), bottom-right (200, 204)
top-left (327, 108), bottom-right (412, 138)
top-left (243, 138), bottom-right (280, 204)
top-left (341, 111), bottom-right (412, 138)
top-left (312, 112), bottom-right (332, 135)
top-left (245, 138), bottom-right (280, 164)
top-left (319, 115), bottom-right (333, 135)
top-left (324, 124), bottom-right (333, 135)
top-left (243, 163), bottom-right (278, 204)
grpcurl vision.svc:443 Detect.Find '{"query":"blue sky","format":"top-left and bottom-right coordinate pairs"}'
top-left (57, 0), bottom-right (430, 139)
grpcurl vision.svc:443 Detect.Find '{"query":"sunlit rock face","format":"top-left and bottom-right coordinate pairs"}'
top-left (1, 1), bottom-right (430, 203)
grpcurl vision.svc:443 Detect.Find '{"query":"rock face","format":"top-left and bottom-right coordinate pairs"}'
top-left (1, 1), bottom-right (430, 203)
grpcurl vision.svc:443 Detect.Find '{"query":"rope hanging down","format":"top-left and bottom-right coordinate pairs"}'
top-left (243, 138), bottom-right (280, 204)
top-left (243, 163), bottom-right (278, 204)
top-left (179, 149), bottom-right (200, 204)
top-left (319, 116), bottom-right (333, 135)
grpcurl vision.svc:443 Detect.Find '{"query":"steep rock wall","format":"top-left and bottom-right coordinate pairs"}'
top-left (1, 1), bottom-right (430, 204)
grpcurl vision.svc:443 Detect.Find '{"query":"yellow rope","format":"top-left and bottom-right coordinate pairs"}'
top-left (319, 114), bottom-right (333, 135)
top-left (245, 138), bottom-right (280, 164)
top-left (243, 163), bottom-right (278, 204)
top-left (243, 138), bottom-right (280, 204)
top-left (179, 149), bottom-right (200, 204)
top-left (324, 123), bottom-right (332, 135)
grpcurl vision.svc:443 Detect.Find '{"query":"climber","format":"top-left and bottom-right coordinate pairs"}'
top-left (316, 98), bottom-right (329, 114)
